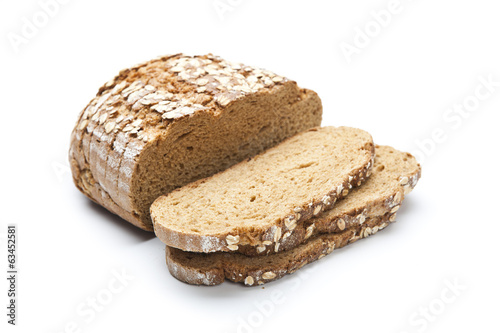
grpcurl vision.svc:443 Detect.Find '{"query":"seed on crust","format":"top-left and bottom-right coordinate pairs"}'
top-left (313, 205), bottom-right (322, 216)
top-left (257, 281), bottom-right (264, 285)
top-left (336, 184), bottom-right (343, 196)
top-left (274, 242), bottom-right (280, 252)
top-left (257, 245), bottom-right (266, 253)
top-left (99, 113), bottom-right (108, 125)
top-left (305, 224), bottom-right (315, 239)
top-left (131, 119), bottom-right (143, 127)
top-left (285, 216), bottom-right (297, 230)
top-left (293, 207), bottom-right (302, 213)
top-left (163, 110), bottom-right (182, 119)
top-left (78, 120), bottom-right (88, 130)
top-left (359, 215), bottom-right (366, 224)
top-left (404, 185), bottom-right (412, 195)
top-left (244, 276), bottom-right (254, 286)
top-left (363, 227), bottom-right (372, 238)
top-left (170, 66), bottom-right (183, 72)
top-left (115, 115), bottom-right (124, 124)
top-left (274, 227), bottom-right (282, 243)
top-left (400, 176), bottom-right (409, 185)
top-left (322, 195), bottom-right (331, 205)
top-left (393, 192), bottom-right (403, 205)
top-left (262, 272), bottom-right (276, 279)
top-left (105, 121), bottom-right (116, 133)
top-left (196, 78), bottom-right (209, 86)
top-left (215, 94), bottom-right (231, 107)
top-left (390, 206), bottom-right (400, 214)
top-left (342, 189), bottom-right (349, 196)
top-left (337, 218), bottom-right (346, 230)
top-left (227, 244), bottom-right (238, 251)
top-left (226, 235), bottom-right (240, 245)
top-left (233, 85), bottom-right (252, 93)
top-left (262, 241), bottom-right (272, 246)
top-left (389, 213), bottom-right (397, 222)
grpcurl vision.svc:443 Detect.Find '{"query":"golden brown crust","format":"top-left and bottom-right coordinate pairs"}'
top-left (166, 213), bottom-right (394, 286)
top-left (69, 54), bottom-right (323, 230)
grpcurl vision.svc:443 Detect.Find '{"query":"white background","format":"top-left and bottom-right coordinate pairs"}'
top-left (1, 0), bottom-right (499, 332)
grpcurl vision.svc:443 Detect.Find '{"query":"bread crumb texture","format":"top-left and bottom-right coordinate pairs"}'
top-left (151, 126), bottom-right (375, 253)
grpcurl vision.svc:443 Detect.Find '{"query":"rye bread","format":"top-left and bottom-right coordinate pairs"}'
top-left (227, 145), bottom-right (421, 256)
top-left (166, 214), bottom-right (393, 286)
top-left (163, 145), bottom-right (421, 286)
top-left (69, 54), bottom-right (323, 231)
top-left (151, 126), bottom-right (375, 254)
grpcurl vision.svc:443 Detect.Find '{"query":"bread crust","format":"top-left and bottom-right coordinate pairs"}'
top-left (166, 213), bottom-right (392, 286)
top-left (69, 54), bottom-right (322, 230)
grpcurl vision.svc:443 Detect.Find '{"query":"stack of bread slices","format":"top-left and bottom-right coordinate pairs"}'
top-left (70, 54), bottom-right (421, 286)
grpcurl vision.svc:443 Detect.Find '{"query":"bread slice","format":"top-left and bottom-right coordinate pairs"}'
top-left (163, 145), bottom-right (421, 286)
top-left (226, 145), bottom-right (421, 256)
top-left (166, 214), bottom-right (392, 286)
top-left (69, 54), bottom-right (322, 230)
top-left (151, 126), bottom-right (375, 254)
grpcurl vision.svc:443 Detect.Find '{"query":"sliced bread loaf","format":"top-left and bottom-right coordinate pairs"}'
top-left (69, 54), bottom-right (322, 230)
top-left (223, 145), bottom-right (421, 256)
top-left (166, 214), bottom-right (392, 286)
top-left (163, 145), bottom-right (421, 286)
top-left (151, 126), bottom-right (375, 253)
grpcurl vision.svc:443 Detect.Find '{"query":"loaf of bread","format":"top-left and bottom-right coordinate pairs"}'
top-left (151, 126), bottom-right (375, 254)
top-left (69, 54), bottom-right (322, 230)
top-left (164, 146), bottom-right (421, 286)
